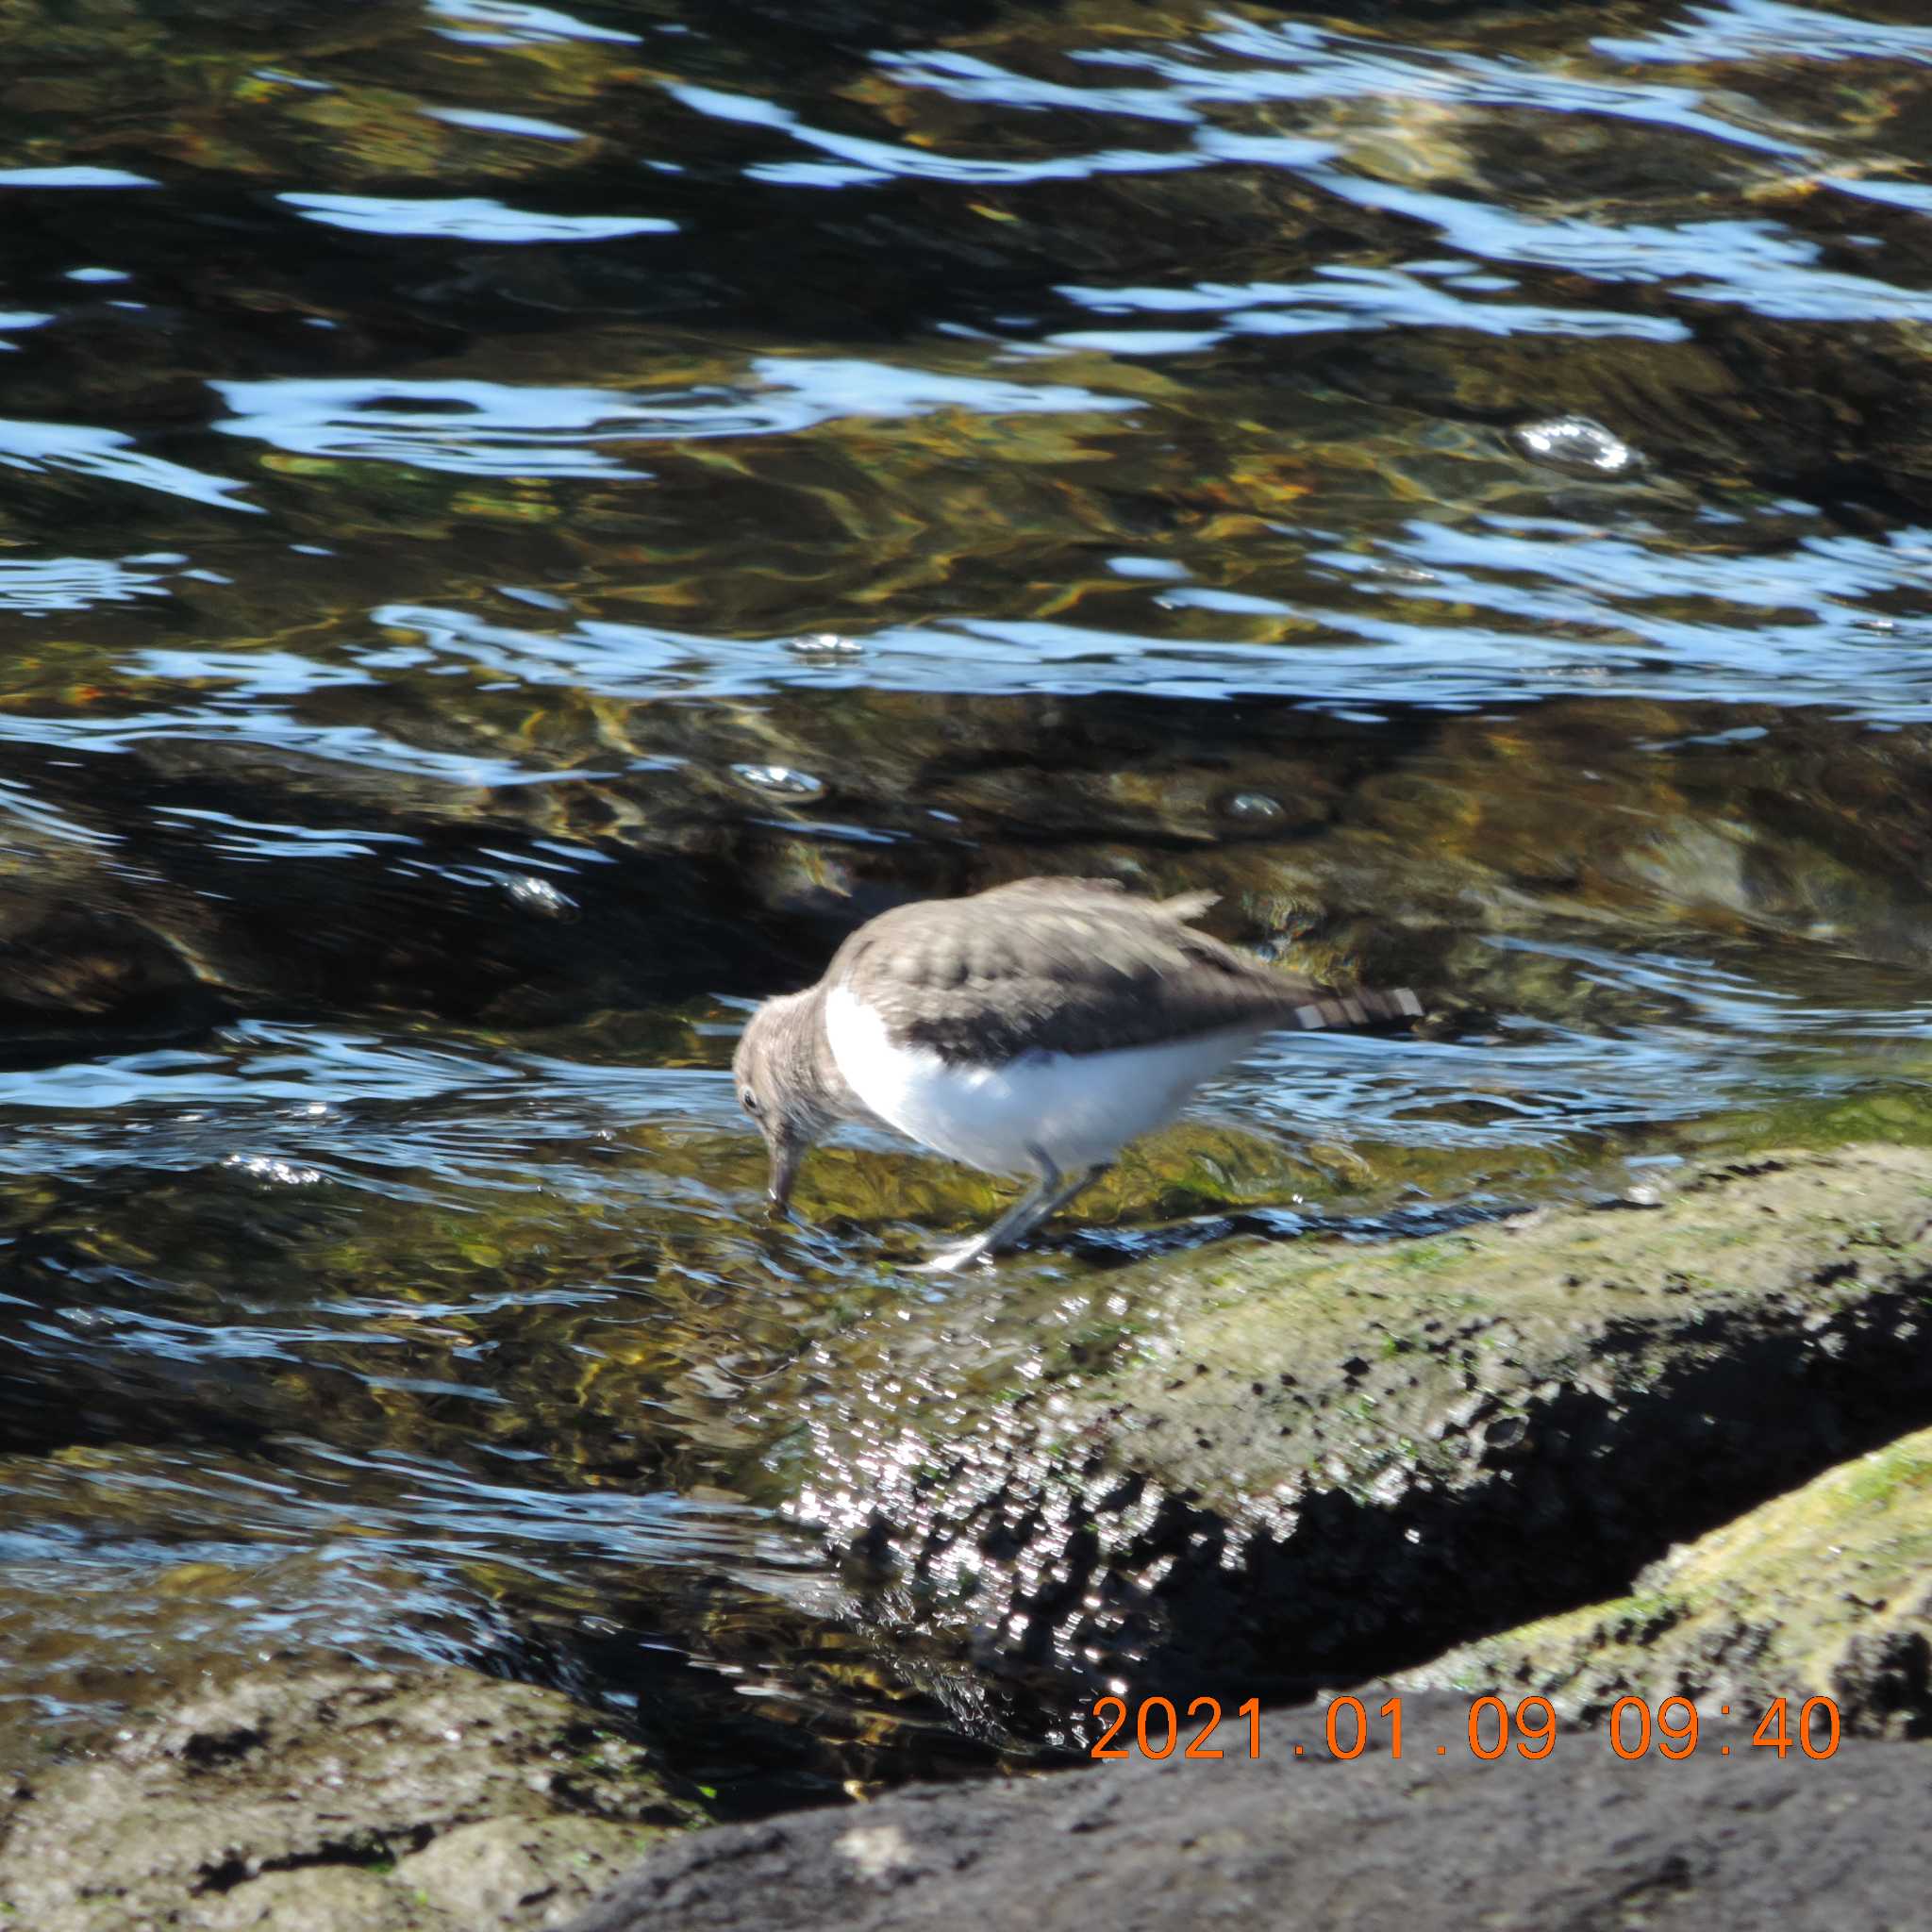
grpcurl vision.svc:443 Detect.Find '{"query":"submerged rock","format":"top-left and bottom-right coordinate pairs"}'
top-left (6, 691), bottom-right (1932, 1049)
top-left (0, 861), bottom-right (229, 1066)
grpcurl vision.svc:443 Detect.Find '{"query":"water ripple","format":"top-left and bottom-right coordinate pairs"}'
top-left (0, 418), bottom-right (259, 512)
top-left (279, 192), bottom-right (673, 242)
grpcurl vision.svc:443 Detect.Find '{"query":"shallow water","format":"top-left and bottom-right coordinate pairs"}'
top-left (5, 0), bottom-right (1932, 1806)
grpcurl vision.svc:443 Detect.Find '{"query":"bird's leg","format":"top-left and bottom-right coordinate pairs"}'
top-left (914, 1149), bottom-right (1113, 1274)
top-left (997, 1156), bottom-right (1111, 1254)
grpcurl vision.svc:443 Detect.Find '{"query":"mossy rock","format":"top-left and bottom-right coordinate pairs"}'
top-left (1397, 1423), bottom-right (1932, 1736)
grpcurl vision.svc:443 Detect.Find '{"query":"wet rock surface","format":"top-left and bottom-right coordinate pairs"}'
top-left (754, 1147), bottom-right (1932, 1718)
top-left (562, 1697), bottom-right (1932, 1932)
top-left (0, 1664), bottom-right (691, 1932)
top-left (9, 1154), bottom-right (1932, 1928)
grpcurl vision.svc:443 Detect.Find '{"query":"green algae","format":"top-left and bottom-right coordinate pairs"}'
top-left (1401, 1423), bottom-right (1932, 1735)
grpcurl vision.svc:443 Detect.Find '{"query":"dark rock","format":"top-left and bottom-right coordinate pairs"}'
top-left (0, 900), bottom-right (227, 1066)
top-left (562, 1696), bottom-right (1932, 1932)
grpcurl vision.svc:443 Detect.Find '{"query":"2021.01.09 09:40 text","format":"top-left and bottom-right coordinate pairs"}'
top-left (1090, 1693), bottom-right (1842, 1762)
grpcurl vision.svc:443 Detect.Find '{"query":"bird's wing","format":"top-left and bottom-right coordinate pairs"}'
top-left (829, 883), bottom-right (1343, 1062)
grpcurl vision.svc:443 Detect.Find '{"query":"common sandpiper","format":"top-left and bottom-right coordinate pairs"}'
top-left (733, 876), bottom-right (1422, 1270)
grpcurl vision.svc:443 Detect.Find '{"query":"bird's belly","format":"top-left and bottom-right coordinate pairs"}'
top-left (825, 987), bottom-right (1262, 1177)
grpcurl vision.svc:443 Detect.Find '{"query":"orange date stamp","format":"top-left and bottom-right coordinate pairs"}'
top-left (1091, 1692), bottom-right (1841, 1763)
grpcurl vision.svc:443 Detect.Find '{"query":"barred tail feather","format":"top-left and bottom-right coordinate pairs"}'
top-left (1289, 987), bottom-right (1424, 1031)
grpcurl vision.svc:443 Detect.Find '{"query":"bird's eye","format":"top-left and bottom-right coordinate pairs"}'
top-left (740, 1088), bottom-right (762, 1116)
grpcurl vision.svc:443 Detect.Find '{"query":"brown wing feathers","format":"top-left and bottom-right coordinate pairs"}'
top-left (829, 878), bottom-right (1421, 1064)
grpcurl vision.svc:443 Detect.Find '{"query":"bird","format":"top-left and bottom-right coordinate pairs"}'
top-left (731, 876), bottom-right (1422, 1271)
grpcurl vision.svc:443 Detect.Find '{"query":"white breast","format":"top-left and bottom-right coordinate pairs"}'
top-left (824, 984), bottom-right (1266, 1178)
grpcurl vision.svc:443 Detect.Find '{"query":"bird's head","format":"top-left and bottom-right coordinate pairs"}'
top-left (732, 990), bottom-right (840, 1215)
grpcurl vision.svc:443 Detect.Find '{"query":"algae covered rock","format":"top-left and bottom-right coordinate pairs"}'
top-left (758, 1148), bottom-right (1932, 1711)
top-left (1397, 1423), bottom-right (1932, 1737)
top-left (0, 1664), bottom-right (690, 1932)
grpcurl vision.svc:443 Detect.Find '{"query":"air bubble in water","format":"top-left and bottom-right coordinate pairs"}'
top-left (733, 762), bottom-right (826, 800)
top-left (1509, 416), bottom-right (1640, 476)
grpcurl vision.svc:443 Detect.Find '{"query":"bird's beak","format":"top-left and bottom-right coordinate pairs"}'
top-left (766, 1135), bottom-right (804, 1217)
